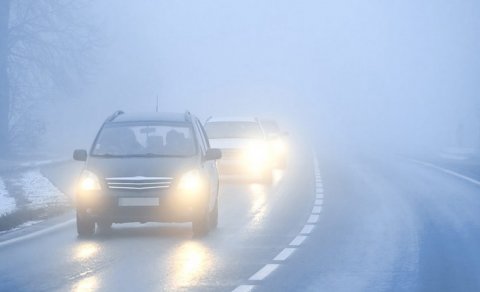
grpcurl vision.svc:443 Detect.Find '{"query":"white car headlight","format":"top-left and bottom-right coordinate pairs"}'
top-left (78, 170), bottom-right (102, 191)
top-left (244, 142), bottom-right (270, 164)
top-left (178, 170), bottom-right (204, 194)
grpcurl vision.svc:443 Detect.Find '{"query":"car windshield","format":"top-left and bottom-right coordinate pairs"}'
top-left (261, 121), bottom-right (280, 134)
top-left (91, 122), bottom-right (197, 157)
top-left (205, 121), bottom-right (264, 139)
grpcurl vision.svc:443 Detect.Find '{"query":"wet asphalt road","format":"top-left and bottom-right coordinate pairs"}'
top-left (0, 148), bottom-right (479, 292)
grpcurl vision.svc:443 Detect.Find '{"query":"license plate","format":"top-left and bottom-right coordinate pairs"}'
top-left (118, 197), bottom-right (159, 207)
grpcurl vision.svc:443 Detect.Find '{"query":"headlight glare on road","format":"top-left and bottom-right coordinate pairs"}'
top-left (178, 170), bottom-right (204, 194)
top-left (78, 170), bottom-right (102, 192)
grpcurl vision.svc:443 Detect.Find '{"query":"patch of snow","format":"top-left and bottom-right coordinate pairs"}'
top-left (0, 178), bottom-right (16, 216)
top-left (20, 170), bottom-right (67, 208)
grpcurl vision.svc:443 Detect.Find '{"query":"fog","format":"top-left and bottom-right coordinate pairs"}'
top-left (23, 1), bottom-right (480, 156)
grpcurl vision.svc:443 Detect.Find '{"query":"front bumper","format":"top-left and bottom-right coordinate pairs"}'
top-left (76, 188), bottom-right (207, 223)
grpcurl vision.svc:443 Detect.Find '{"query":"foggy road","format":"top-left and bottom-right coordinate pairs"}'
top-left (1, 147), bottom-right (479, 292)
top-left (1, 1), bottom-right (479, 291)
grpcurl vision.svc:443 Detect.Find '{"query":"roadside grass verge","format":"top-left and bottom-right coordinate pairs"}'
top-left (0, 204), bottom-right (72, 232)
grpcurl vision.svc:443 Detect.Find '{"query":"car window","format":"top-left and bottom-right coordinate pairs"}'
top-left (197, 121), bottom-right (211, 148)
top-left (92, 122), bottom-right (197, 157)
top-left (261, 121), bottom-right (280, 134)
top-left (192, 119), bottom-right (207, 154)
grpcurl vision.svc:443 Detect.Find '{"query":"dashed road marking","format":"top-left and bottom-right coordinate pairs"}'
top-left (273, 248), bottom-right (296, 261)
top-left (249, 264), bottom-right (279, 281)
top-left (232, 153), bottom-right (325, 291)
top-left (312, 206), bottom-right (322, 214)
top-left (307, 214), bottom-right (320, 224)
top-left (232, 285), bottom-right (255, 292)
top-left (300, 224), bottom-right (315, 235)
top-left (289, 235), bottom-right (307, 246)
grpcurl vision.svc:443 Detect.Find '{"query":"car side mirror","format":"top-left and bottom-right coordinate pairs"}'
top-left (73, 149), bottom-right (88, 161)
top-left (204, 148), bottom-right (222, 161)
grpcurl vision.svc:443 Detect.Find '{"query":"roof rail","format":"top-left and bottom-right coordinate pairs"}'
top-left (106, 110), bottom-right (124, 122)
top-left (184, 110), bottom-right (192, 121)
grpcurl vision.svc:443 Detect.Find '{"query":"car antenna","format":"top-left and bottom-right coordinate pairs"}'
top-left (155, 95), bottom-right (159, 112)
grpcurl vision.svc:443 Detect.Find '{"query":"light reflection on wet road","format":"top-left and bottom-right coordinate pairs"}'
top-left (3, 151), bottom-right (479, 291)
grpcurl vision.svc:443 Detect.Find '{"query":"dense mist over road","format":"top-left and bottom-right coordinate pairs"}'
top-left (20, 0), bottom-right (479, 155)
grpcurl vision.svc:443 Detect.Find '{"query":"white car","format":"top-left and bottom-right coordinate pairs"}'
top-left (204, 117), bottom-right (274, 183)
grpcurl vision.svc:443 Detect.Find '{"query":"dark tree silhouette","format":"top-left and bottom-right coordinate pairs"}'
top-left (0, 1), bottom-right (11, 155)
top-left (0, 0), bottom-right (98, 157)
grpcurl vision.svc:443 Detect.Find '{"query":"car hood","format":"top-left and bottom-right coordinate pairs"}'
top-left (85, 156), bottom-right (199, 180)
top-left (209, 138), bottom-right (264, 150)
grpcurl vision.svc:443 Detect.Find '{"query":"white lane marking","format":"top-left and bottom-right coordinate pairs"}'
top-left (234, 154), bottom-right (324, 291)
top-left (273, 248), bottom-right (296, 261)
top-left (289, 235), bottom-right (307, 246)
top-left (232, 285), bottom-right (255, 292)
top-left (307, 214), bottom-right (320, 223)
top-left (249, 264), bottom-right (279, 281)
top-left (0, 218), bottom-right (75, 248)
top-left (312, 206), bottom-right (322, 214)
top-left (300, 224), bottom-right (315, 235)
top-left (412, 159), bottom-right (480, 187)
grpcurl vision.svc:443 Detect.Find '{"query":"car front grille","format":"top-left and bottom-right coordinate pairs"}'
top-left (105, 176), bottom-right (173, 190)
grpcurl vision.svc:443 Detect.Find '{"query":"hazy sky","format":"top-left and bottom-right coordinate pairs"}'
top-left (46, 0), bottom-right (480, 152)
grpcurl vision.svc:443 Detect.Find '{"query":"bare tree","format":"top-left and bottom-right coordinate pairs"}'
top-left (0, 0), bottom-right (98, 156)
top-left (0, 1), bottom-right (11, 155)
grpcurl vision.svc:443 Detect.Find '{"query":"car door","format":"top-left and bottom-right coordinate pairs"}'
top-left (194, 119), bottom-right (219, 209)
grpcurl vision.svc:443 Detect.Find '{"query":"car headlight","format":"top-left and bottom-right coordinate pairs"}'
top-left (178, 170), bottom-right (204, 194)
top-left (78, 170), bottom-right (102, 192)
top-left (244, 142), bottom-right (270, 164)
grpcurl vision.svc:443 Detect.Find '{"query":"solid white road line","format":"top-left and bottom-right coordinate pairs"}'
top-left (300, 224), bottom-right (315, 235)
top-left (314, 199), bottom-right (323, 205)
top-left (312, 206), bottom-right (322, 214)
top-left (412, 159), bottom-right (480, 188)
top-left (289, 235), bottom-right (307, 246)
top-left (249, 264), bottom-right (279, 281)
top-left (274, 248), bottom-right (296, 261)
top-left (232, 285), bottom-right (255, 292)
top-left (307, 214), bottom-right (320, 224)
top-left (0, 218), bottom-right (75, 248)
